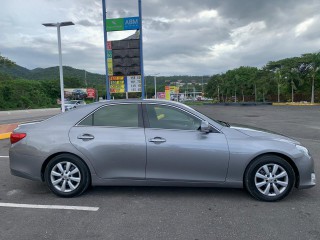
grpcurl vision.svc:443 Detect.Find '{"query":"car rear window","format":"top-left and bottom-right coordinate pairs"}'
top-left (79, 104), bottom-right (139, 128)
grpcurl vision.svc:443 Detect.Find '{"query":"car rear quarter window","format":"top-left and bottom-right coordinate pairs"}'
top-left (79, 104), bottom-right (139, 128)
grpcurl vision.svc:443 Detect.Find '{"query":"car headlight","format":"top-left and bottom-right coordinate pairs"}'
top-left (296, 145), bottom-right (310, 156)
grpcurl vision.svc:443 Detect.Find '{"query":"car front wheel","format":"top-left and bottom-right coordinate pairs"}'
top-left (44, 154), bottom-right (90, 197)
top-left (244, 155), bottom-right (295, 201)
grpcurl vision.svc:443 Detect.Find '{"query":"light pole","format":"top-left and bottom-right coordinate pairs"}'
top-left (192, 80), bottom-right (196, 100)
top-left (43, 21), bottom-right (74, 112)
top-left (186, 83), bottom-right (189, 99)
top-left (202, 76), bottom-right (204, 94)
top-left (291, 80), bottom-right (294, 103)
top-left (153, 73), bottom-right (160, 99)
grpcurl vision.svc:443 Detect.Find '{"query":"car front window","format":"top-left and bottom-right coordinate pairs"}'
top-left (146, 104), bottom-right (201, 131)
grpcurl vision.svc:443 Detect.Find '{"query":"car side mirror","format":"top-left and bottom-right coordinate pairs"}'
top-left (200, 120), bottom-right (210, 133)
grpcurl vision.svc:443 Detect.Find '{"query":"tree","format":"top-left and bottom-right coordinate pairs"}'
top-left (40, 80), bottom-right (60, 101)
top-left (223, 66), bottom-right (259, 102)
top-left (64, 76), bottom-right (86, 88)
top-left (299, 52), bottom-right (320, 104)
top-left (205, 74), bottom-right (224, 101)
top-left (236, 67), bottom-right (258, 102)
top-left (0, 54), bottom-right (15, 66)
top-left (254, 69), bottom-right (269, 102)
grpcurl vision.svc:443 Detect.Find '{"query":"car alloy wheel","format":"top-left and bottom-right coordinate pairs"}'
top-left (254, 163), bottom-right (289, 196)
top-left (50, 161), bottom-right (81, 193)
top-left (245, 155), bottom-right (295, 201)
top-left (44, 154), bottom-right (90, 197)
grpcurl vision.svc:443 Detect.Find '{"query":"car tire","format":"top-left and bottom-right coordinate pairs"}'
top-left (44, 154), bottom-right (90, 198)
top-left (244, 155), bottom-right (295, 202)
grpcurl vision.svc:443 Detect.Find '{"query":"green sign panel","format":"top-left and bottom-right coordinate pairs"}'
top-left (107, 50), bottom-right (112, 59)
top-left (106, 17), bottom-right (140, 32)
top-left (106, 18), bottom-right (124, 32)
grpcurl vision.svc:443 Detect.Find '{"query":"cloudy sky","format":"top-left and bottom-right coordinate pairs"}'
top-left (1, 0), bottom-right (320, 75)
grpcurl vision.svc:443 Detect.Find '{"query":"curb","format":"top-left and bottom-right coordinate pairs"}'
top-left (203, 102), bottom-right (272, 106)
top-left (0, 123), bottom-right (19, 140)
top-left (272, 103), bottom-right (320, 106)
top-left (0, 132), bottom-right (11, 140)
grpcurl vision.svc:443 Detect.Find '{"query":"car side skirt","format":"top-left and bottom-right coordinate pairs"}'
top-left (91, 176), bottom-right (243, 188)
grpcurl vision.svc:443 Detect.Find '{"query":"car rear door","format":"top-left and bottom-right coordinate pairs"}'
top-left (69, 103), bottom-right (146, 179)
top-left (143, 103), bottom-right (229, 182)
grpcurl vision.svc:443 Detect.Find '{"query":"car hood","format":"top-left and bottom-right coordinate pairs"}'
top-left (229, 123), bottom-right (300, 145)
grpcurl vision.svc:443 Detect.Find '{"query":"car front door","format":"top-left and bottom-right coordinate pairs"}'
top-left (143, 103), bottom-right (229, 182)
top-left (69, 103), bottom-right (146, 179)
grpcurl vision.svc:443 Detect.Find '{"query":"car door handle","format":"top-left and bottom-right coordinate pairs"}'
top-left (77, 134), bottom-right (94, 140)
top-left (149, 137), bottom-right (166, 143)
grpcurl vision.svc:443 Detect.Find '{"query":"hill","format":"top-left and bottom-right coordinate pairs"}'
top-left (0, 63), bottom-right (209, 87)
top-left (0, 64), bottom-right (30, 79)
top-left (0, 64), bottom-right (106, 85)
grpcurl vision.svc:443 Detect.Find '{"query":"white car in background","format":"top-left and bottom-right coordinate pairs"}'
top-left (64, 100), bottom-right (86, 111)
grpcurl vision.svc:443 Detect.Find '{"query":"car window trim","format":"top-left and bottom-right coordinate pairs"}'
top-left (142, 103), bottom-right (220, 133)
top-left (75, 103), bottom-right (143, 128)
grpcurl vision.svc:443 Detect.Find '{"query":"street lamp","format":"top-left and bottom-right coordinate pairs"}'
top-left (202, 76), bottom-right (204, 94)
top-left (43, 21), bottom-right (75, 112)
top-left (153, 73), bottom-right (160, 99)
top-left (291, 79), bottom-right (294, 103)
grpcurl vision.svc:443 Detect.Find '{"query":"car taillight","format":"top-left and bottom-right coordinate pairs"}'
top-left (10, 133), bottom-right (26, 144)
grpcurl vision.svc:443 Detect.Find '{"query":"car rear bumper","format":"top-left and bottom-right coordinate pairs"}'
top-left (10, 169), bottom-right (41, 181)
top-left (9, 150), bottom-right (43, 182)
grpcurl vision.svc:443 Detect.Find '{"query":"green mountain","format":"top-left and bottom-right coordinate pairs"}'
top-left (0, 63), bottom-right (209, 86)
top-left (0, 64), bottom-right (106, 85)
top-left (0, 64), bottom-right (30, 79)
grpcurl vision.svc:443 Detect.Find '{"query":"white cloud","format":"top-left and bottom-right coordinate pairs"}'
top-left (210, 21), bottom-right (266, 57)
top-left (295, 18), bottom-right (315, 37)
top-left (1, 0), bottom-right (320, 75)
top-left (198, 10), bottom-right (218, 19)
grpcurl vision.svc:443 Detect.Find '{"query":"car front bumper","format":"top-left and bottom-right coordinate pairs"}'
top-left (295, 154), bottom-right (316, 189)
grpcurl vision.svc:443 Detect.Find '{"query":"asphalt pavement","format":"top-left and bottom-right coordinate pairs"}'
top-left (0, 108), bottom-right (61, 139)
top-left (0, 105), bottom-right (319, 240)
top-left (0, 108), bottom-right (60, 124)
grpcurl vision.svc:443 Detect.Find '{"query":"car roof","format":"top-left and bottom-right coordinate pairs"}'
top-left (97, 99), bottom-right (183, 105)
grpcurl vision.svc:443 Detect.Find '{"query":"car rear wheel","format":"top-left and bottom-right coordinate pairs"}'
top-left (244, 155), bottom-right (295, 201)
top-left (44, 154), bottom-right (90, 198)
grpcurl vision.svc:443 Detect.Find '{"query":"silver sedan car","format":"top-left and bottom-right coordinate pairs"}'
top-left (9, 100), bottom-right (316, 201)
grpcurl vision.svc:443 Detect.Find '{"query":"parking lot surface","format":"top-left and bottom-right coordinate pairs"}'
top-left (0, 105), bottom-right (319, 240)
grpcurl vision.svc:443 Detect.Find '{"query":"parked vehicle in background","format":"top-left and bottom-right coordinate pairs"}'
top-left (9, 100), bottom-right (316, 201)
top-left (72, 89), bottom-right (87, 100)
top-left (64, 100), bottom-right (86, 111)
top-left (197, 96), bottom-right (211, 101)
